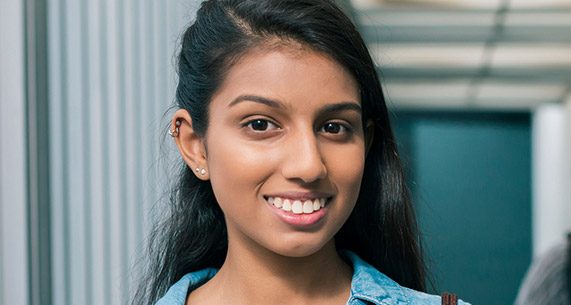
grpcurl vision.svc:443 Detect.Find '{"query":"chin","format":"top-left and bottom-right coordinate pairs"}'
top-left (268, 236), bottom-right (333, 258)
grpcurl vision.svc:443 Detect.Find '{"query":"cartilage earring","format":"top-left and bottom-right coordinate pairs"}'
top-left (168, 120), bottom-right (181, 137)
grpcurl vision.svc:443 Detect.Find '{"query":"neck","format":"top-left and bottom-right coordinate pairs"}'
top-left (212, 238), bottom-right (352, 305)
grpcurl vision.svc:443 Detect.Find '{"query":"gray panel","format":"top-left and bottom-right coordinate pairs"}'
top-left (46, 0), bottom-right (200, 304)
top-left (24, 0), bottom-right (52, 303)
top-left (64, 0), bottom-right (88, 303)
top-left (86, 0), bottom-right (105, 304)
top-left (0, 0), bottom-right (29, 304)
top-left (47, 0), bottom-right (67, 303)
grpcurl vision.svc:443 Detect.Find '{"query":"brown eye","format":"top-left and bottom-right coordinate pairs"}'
top-left (250, 119), bottom-right (269, 131)
top-left (245, 119), bottom-right (279, 132)
top-left (321, 122), bottom-right (346, 134)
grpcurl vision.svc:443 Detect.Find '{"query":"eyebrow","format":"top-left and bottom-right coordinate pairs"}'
top-left (228, 94), bottom-right (362, 114)
top-left (228, 95), bottom-right (284, 108)
top-left (320, 102), bottom-right (362, 115)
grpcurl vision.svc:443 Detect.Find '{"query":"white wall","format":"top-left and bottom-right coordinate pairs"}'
top-left (47, 0), bottom-right (199, 304)
top-left (566, 96), bottom-right (571, 236)
top-left (0, 0), bottom-right (29, 304)
top-left (532, 102), bottom-right (571, 257)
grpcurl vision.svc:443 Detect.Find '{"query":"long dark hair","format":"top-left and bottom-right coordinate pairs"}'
top-left (133, 0), bottom-right (425, 304)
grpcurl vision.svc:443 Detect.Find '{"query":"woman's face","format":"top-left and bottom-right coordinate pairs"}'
top-left (204, 46), bottom-right (367, 258)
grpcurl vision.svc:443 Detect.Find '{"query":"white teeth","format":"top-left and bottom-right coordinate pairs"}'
top-left (267, 196), bottom-right (328, 214)
top-left (303, 200), bottom-right (313, 214)
top-left (274, 197), bottom-right (283, 208)
top-left (313, 199), bottom-right (320, 211)
top-left (292, 200), bottom-right (303, 214)
top-left (282, 199), bottom-right (292, 211)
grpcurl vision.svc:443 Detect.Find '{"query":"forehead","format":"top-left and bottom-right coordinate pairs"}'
top-left (210, 45), bottom-right (360, 110)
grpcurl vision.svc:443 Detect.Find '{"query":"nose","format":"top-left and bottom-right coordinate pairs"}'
top-left (280, 130), bottom-right (327, 183)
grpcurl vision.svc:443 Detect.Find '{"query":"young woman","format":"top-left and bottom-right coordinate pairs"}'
top-left (134, 0), bottom-right (470, 304)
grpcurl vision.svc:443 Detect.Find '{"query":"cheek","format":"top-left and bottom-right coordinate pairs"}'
top-left (325, 144), bottom-right (366, 193)
top-left (205, 135), bottom-right (278, 202)
top-left (322, 144), bottom-right (365, 233)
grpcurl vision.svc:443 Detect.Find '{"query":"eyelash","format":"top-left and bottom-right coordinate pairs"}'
top-left (319, 121), bottom-right (352, 135)
top-left (242, 118), bottom-right (353, 136)
top-left (243, 118), bottom-right (280, 132)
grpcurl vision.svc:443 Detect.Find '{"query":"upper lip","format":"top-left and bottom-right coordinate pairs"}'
top-left (264, 191), bottom-right (333, 201)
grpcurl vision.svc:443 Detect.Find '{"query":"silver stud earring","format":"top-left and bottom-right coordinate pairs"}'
top-left (195, 167), bottom-right (207, 175)
top-left (168, 120), bottom-right (181, 137)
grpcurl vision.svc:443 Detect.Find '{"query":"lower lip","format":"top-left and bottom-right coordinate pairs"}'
top-left (266, 200), bottom-right (328, 227)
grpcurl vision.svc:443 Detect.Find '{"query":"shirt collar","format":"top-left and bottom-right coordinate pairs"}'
top-left (155, 251), bottom-right (408, 305)
top-left (342, 250), bottom-right (409, 305)
top-left (155, 268), bottom-right (217, 305)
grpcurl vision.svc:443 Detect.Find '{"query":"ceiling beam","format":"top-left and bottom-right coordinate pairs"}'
top-left (356, 7), bottom-right (571, 15)
top-left (362, 25), bottom-right (490, 43)
top-left (357, 6), bottom-right (571, 43)
top-left (378, 67), bottom-right (571, 82)
top-left (361, 25), bottom-right (571, 43)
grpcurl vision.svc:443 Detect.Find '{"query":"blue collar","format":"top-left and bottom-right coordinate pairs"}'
top-left (342, 250), bottom-right (408, 304)
top-left (155, 251), bottom-right (408, 305)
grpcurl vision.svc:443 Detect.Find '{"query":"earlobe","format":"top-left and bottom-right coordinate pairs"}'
top-left (171, 109), bottom-right (209, 180)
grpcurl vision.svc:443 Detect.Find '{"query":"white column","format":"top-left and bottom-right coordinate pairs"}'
top-left (532, 102), bottom-right (571, 257)
top-left (564, 96), bottom-right (571, 235)
top-left (0, 0), bottom-right (30, 304)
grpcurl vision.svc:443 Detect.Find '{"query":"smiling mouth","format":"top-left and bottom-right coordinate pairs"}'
top-left (265, 196), bottom-right (328, 214)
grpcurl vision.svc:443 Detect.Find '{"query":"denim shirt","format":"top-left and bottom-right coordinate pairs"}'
top-left (155, 251), bottom-right (471, 305)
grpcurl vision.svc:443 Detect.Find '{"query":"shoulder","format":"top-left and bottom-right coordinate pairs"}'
top-left (342, 250), bottom-right (471, 305)
top-left (154, 268), bottom-right (218, 305)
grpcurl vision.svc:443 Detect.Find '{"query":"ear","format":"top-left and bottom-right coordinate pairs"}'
top-left (171, 109), bottom-right (209, 180)
top-left (364, 119), bottom-right (374, 156)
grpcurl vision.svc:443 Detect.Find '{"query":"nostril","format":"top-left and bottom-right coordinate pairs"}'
top-left (281, 136), bottom-right (327, 182)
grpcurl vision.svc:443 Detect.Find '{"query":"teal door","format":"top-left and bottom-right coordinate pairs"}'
top-left (393, 112), bottom-right (532, 305)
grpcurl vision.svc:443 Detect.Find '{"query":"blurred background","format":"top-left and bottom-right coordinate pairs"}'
top-left (1, 0), bottom-right (570, 304)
